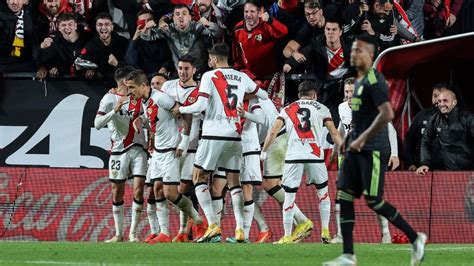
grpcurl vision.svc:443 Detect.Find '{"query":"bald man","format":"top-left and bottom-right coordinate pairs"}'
top-left (417, 90), bottom-right (474, 174)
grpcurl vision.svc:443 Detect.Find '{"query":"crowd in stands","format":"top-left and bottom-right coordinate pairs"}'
top-left (1, 0), bottom-right (473, 170)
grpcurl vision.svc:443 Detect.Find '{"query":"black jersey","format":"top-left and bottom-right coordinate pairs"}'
top-left (349, 68), bottom-right (390, 151)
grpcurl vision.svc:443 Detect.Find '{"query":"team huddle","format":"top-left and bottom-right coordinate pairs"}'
top-left (95, 36), bottom-right (427, 266)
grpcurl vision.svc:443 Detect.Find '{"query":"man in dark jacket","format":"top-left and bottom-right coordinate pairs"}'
top-left (417, 90), bottom-right (474, 174)
top-left (404, 84), bottom-right (446, 171)
top-left (77, 12), bottom-right (129, 80)
top-left (0, 0), bottom-right (40, 73)
top-left (36, 13), bottom-right (89, 78)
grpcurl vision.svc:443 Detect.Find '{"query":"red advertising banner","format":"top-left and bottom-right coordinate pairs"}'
top-left (0, 167), bottom-right (472, 243)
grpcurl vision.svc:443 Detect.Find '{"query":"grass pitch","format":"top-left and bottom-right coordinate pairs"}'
top-left (0, 242), bottom-right (473, 265)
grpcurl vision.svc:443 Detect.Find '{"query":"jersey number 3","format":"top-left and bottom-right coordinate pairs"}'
top-left (297, 108), bottom-right (311, 132)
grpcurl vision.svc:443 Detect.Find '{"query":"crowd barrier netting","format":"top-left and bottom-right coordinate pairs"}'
top-left (0, 167), bottom-right (473, 243)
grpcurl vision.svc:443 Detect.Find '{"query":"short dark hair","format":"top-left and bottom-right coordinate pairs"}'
top-left (137, 9), bottom-right (154, 18)
top-left (57, 13), bottom-right (77, 24)
top-left (126, 69), bottom-right (150, 86)
top-left (325, 19), bottom-right (342, 30)
top-left (115, 66), bottom-right (136, 82)
top-left (432, 83), bottom-right (451, 91)
top-left (95, 12), bottom-right (113, 23)
top-left (245, 0), bottom-right (263, 8)
top-left (355, 33), bottom-right (379, 58)
top-left (367, 0), bottom-right (394, 6)
top-left (304, 0), bottom-right (321, 9)
top-left (151, 72), bottom-right (170, 81)
top-left (174, 4), bottom-right (192, 14)
top-left (344, 77), bottom-right (355, 85)
top-left (178, 54), bottom-right (196, 66)
top-left (298, 80), bottom-right (317, 96)
top-left (208, 43), bottom-right (230, 58)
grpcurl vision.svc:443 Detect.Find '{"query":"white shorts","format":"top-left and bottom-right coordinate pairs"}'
top-left (241, 153), bottom-right (262, 185)
top-left (194, 139), bottom-right (242, 173)
top-left (282, 162), bottom-right (328, 192)
top-left (109, 146), bottom-right (147, 182)
top-left (180, 152), bottom-right (195, 182)
top-left (263, 133), bottom-right (288, 179)
top-left (150, 150), bottom-right (180, 185)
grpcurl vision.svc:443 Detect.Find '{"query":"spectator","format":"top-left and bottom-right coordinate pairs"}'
top-left (36, 13), bottom-right (88, 79)
top-left (69, 0), bottom-right (108, 31)
top-left (0, 0), bottom-right (40, 73)
top-left (191, 0), bottom-right (226, 44)
top-left (283, 20), bottom-right (351, 125)
top-left (424, 0), bottom-right (463, 39)
top-left (282, 0), bottom-right (325, 61)
top-left (233, 0), bottom-right (288, 86)
top-left (141, 4), bottom-right (216, 74)
top-left (125, 10), bottom-right (173, 75)
top-left (150, 72), bottom-right (170, 90)
top-left (37, 0), bottom-right (74, 37)
top-left (403, 0), bottom-right (425, 38)
top-left (268, 0), bottom-right (305, 40)
top-left (76, 12), bottom-right (129, 79)
top-left (404, 84), bottom-right (446, 171)
top-left (217, 0), bottom-right (245, 33)
top-left (417, 90), bottom-right (474, 174)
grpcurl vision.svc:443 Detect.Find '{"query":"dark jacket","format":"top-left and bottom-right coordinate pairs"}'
top-left (79, 32), bottom-right (129, 78)
top-left (0, 7), bottom-right (39, 71)
top-left (404, 106), bottom-right (443, 169)
top-left (124, 38), bottom-right (173, 74)
top-left (420, 106), bottom-right (474, 170)
top-left (38, 32), bottom-right (89, 76)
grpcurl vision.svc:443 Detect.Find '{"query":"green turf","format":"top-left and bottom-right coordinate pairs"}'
top-left (0, 242), bottom-right (473, 265)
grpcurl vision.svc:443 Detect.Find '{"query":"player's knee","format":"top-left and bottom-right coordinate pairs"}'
top-left (336, 189), bottom-right (354, 202)
top-left (315, 181), bottom-right (329, 201)
top-left (163, 186), bottom-right (178, 201)
top-left (365, 196), bottom-right (384, 211)
top-left (262, 179), bottom-right (278, 192)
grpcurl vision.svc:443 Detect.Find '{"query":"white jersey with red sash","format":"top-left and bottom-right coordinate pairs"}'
top-left (241, 98), bottom-right (262, 154)
top-left (97, 93), bottom-right (146, 152)
top-left (143, 89), bottom-right (179, 151)
top-left (326, 46), bottom-right (347, 79)
top-left (198, 68), bottom-right (259, 140)
top-left (161, 79), bottom-right (200, 150)
top-left (278, 99), bottom-right (332, 161)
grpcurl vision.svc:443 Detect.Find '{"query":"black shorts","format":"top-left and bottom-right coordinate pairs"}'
top-left (337, 150), bottom-right (389, 198)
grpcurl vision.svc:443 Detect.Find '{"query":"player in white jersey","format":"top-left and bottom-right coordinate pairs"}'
top-left (331, 77), bottom-right (400, 244)
top-left (261, 81), bottom-right (343, 244)
top-left (176, 43), bottom-right (269, 243)
top-left (144, 72), bottom-right (170, 244)
top-left (161, 55), bottom-right (203, 242)
top-left (125, 69), bottom-right (206, 244)
top-left (94, 66), bottom-right (147, 243)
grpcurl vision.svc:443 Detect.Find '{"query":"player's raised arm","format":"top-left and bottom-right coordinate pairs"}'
top-left (238, 101), bottom-right (265, 125)
top-left (179, 73), bottom-right (211, 114)
top-left (94, 94), bottom-right (124, 130)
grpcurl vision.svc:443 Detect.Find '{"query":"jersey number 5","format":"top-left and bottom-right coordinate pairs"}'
top-left (226, 85), bottom-right (238, 110)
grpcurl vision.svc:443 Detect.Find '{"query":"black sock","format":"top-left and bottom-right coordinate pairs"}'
top-left (372, 200), bottom-right (418, 243)
top-left (340, 199), bottom-right (355, 254)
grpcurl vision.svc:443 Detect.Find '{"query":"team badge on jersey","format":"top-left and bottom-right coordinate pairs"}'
top-left (131, 99), bottom-right (137, 105)
top-left (148, 108), bottom-right (153, 114)
top-left (255, 34), bottom-right (262, 41)
top-left (187, 96), bottom-right (196, 104)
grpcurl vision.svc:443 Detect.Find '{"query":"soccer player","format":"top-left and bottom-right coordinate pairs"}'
top-left (160, 55), bottom-right (202, 242)
top-left (261, 81), bottom-right (342, 244)
top-left (175, 43), bottom-right (268, 243)
top-left (144, 72), bottom-right (169, 244)
top-left (257, 98), bottom-right (315, 243)
top-left (331, 77), bottom-right (401, 244)
top-left (125, 69), bottom-right (206, 244)
top-left (323, 34), bottom-right (426, 266)
top-left (94, 66), bottom-right (147, 243)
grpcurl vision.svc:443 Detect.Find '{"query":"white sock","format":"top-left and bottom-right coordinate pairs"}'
top-left (230, 186), bottom-right (244, 230)
top-left (112, 202), bottom-right (124, 237)
top-left (282, 192), bottom-right (296, 237)
top-left (378, 215), bottom-right (390, 234)
top-left (130, 199), bottom-right (143, 237)
top-left (155, 199), bottom-right (169, 236)
top-left (179, 211), bottom-right (188, 234)
top-left (335, 202), bottom-right (341, 237)
top-left (146, 202), bottom-right (159, 235)
top-left (253, 203), bottom-right (269, 232)
top-left (195, 184), bottom-right (216, 225)
top-left (211, 196), bottom-right (223, 227)
top-left (317, 187), bottom-right (331, 230)
top-left (243, 201), bottom-right (255, 239)
top-left (271, 186), bottom-right (307, 223)
top-left (174, 194), bottom-right (202, 225)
